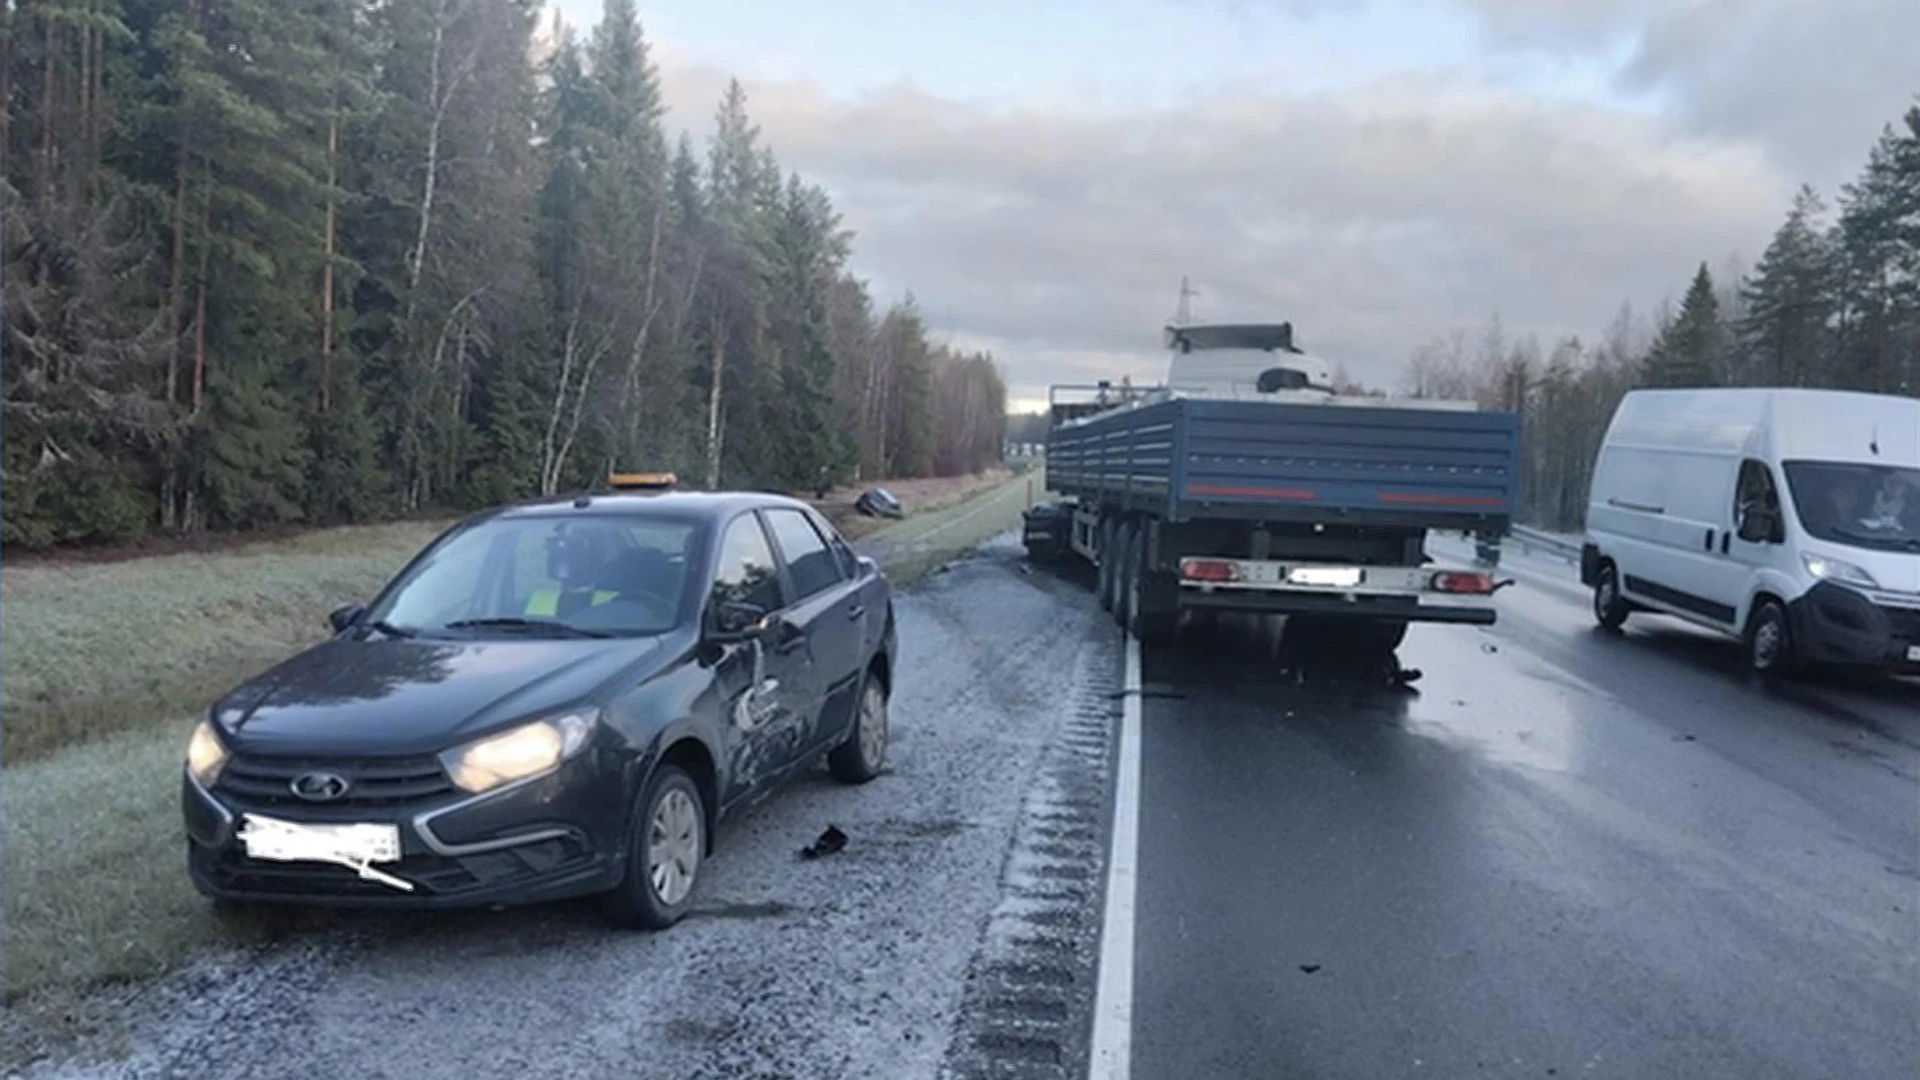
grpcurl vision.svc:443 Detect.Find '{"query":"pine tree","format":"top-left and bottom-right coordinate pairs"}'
top-left (1834, 104), bottom-right (1920, 394)
top-left (1739, 186), bottom-right (1837, 387)
top-left (1641, 263), bottom-right (1725, 388)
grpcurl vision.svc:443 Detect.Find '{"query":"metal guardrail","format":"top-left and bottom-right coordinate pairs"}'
top-left (1507, 525), bottom-right (1582, 560)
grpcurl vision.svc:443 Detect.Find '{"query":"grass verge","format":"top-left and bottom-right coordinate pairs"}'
top-left (1, 469), bottom-right (1039, 1022)
top-left (3, 520), bottom-right (452, 765)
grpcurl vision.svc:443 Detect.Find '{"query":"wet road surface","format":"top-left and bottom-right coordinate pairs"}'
top-left (1128, 541), bottom-right (1920, 1080)
top-left (16, 534), bottom-right (1918, 1080)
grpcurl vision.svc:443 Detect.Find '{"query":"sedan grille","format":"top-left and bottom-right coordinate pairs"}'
top-left (215, 754), bottom-right (455, 810)
top-left (203, 837), bottom-right (590, 898)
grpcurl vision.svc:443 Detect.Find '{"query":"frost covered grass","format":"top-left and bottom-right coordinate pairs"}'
top-left (0, 474), bottom-right (1036, 1029)
top-left (2, 520), bottom-right (450, 764)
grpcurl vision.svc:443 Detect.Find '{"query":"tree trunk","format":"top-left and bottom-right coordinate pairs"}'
top-left (616, 194), bottom-right (669, 456)
top-left (319, 105), bottom-right (338, 412)
top-left (0, 5), bottom-right (13, 185)
top-left (404, 9), bottom-right (447, 321)
top-left (166, 0), bottom-right (203, 406)
top-left (705, 314), bottom-right (727, 489)
top-left (191, 161), bottom-right (211, 413)
top-left (38, 8), bottom-right (54, 180)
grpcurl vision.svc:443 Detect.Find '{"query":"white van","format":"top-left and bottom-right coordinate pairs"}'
top-left (1579, 388), bottom-right (1920, 675)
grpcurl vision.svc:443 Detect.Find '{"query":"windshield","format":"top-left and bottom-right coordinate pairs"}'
top-left (367, 515), bottom-right (700, 638)
top-left (1782, 461), bottom-right (1920, 552)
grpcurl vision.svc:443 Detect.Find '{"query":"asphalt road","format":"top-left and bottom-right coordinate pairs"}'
top-left (1128, 540), bottom-right (1920, 1080)
top-left (15, 532), bottom-right (1917, 1080)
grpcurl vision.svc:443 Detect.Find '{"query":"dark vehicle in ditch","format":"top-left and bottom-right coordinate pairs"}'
top-left (183, 473), bottom-right (896, 928)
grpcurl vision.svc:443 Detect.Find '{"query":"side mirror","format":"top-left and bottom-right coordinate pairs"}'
top-left (328, 603), bottom-right (367, 634)
top-left (709, 600), bottom-right (770, 641)
top-left (1739, 509), bottom-right (1780, 544)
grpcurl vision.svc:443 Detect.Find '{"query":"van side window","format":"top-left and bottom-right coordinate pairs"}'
top-left (1735, 460), bottom-right (1784, 543)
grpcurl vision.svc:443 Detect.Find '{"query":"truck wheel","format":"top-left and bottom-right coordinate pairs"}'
top-left (1592, 562), bottom-right (1629, 631)
top-left (1125, 524), bottom-right (1178, 644)
top-left (1095, 518), bottom-right (1118, 612)
top-left (1745, 599), bottom-right (1798, 676)
top-left (1111, 519), bottom-right (1139, 626)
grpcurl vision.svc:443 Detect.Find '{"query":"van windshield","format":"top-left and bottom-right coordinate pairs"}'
top-left (1782, 461), bottom-right (1920, 553)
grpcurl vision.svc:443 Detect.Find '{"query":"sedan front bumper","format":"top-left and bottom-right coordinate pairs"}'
top-left (183, 758), bottom-right (626, 908)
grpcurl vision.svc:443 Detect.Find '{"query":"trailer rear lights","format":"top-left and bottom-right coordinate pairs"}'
top-left (1288, 566), bottom-right (1363, 588)
top-left (1180, 559), bottom-right (1238, 583)
top-left (1431, 570), bottom-right (1495, 594)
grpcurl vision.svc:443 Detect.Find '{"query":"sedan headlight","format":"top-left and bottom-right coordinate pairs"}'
top-left (1803, 553), bottom-right (1878, 589)
top-left (186, 719), bottom-right (229, 787)
top-left (439, 709), bottom-right (599, 794)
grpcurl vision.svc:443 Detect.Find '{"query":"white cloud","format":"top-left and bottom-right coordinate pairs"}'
top-left (658, 58), bottom-right (1791, 403)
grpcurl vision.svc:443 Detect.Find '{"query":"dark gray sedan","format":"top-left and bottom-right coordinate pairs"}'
top-left (183, 484), bottom-right (896, 928)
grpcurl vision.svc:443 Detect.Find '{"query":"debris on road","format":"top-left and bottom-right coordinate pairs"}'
top-left (800, 825), bottom-right (849, 859)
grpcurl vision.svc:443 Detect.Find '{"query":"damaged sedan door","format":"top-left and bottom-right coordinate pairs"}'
top-left (706, 512), bottom-right (815, 801)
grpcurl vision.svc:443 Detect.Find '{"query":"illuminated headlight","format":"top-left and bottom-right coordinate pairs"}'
top-left (1803, 553), bottom-right (1878, 589)
top-left (439, 710), bottom-right (599, 794)
top-left (186, 719), bottom-right (229, 787)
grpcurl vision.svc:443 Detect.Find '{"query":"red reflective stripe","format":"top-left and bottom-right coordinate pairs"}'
top-left (1180, 559), bottom-right (1237, 582)
top-left (1187, 484), bottom-right (1316, 500)
top-left (1378, 492), bottom-right (1506, 507)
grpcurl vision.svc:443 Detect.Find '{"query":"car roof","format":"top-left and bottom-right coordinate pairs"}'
top-left (479, 489), bottom-right (819, 526)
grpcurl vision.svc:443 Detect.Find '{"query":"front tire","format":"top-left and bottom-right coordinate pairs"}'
top-left (1593, 562), bottom-right (1629, 631)
top-left (603, 765), bottom-right (705, 930)
top-left (1746, 599), bottom-right (1797, 676)
top-left (828, 672), bottom-right (888, 783)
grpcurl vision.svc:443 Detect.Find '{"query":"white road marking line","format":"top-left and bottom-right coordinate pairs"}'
top-left (1090, 633), bottom-right (1143, 1080)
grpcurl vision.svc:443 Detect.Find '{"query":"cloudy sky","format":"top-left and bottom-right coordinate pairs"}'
top-left (549, 0), bottom-right (1920, 410)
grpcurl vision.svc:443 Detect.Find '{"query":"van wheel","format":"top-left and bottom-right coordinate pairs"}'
top-left (1745, 599), bottom-right (1797, 676)
top-left (1592, 563), bottom-right (1629, 631)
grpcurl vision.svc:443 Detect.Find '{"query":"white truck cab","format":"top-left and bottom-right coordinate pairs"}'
top-left (1580, 388), bottom-right (1920, 675)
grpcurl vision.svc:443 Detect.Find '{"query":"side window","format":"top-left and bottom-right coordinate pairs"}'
top-left (765, 509), bottom-right (844, 602)
top-left (1735, 460), bottom-right (1783, 543)
top-left (711, 515), bottom-right (783, 613)
top-left (812, 510), bottom-right (859, 579)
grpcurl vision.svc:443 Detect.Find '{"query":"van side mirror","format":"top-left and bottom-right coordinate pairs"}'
top-left (328, 603), bottom-right (367, 633)
top-left (1739, 508), bottom-right (1781, 545)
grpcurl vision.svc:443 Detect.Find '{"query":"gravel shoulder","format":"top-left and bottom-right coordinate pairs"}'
top-left (6, 536), bottom-right (1120, 1080)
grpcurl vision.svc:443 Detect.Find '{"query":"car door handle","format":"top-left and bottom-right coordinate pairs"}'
top-left (847, 603), bottom-right (865, 621)
top-left (772, 634), bottom-right (807, 656)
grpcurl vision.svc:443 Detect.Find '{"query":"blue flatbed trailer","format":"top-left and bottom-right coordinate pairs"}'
top-left (1025, 390), bottom-right (1523, 647)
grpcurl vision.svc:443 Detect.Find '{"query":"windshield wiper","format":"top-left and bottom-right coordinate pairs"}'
top-left (441, 617), bottom-right (612, 639)
top-left (366, 619), bottom-right (416, 639)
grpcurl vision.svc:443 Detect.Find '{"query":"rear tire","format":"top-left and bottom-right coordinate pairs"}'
top-left (1125, 524), bottom-right (1178, 644)
top-left (1095, 518), bottom-right (1118, 612)
top-left (828, 672), bottom-right (888, 783)
top-left (1112, 519), bottom-right (1138, 627)
top-left (1745, 599), bottom-right (1797, 676)
top-left (1592, 562), bottom-right (1629, 631)
top-left (602, 765), bottom-right (704, 930)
